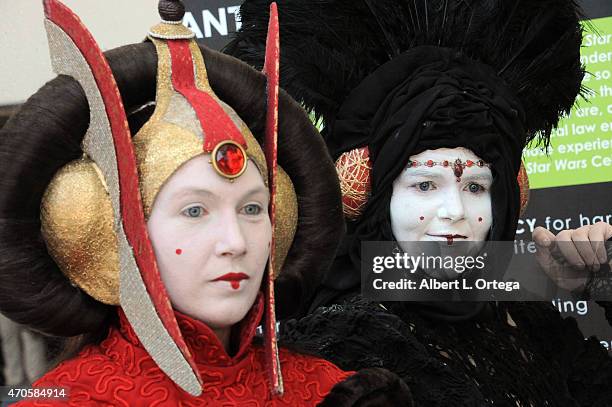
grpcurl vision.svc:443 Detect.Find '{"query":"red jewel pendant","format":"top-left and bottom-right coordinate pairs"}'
top-left (453, 159), bottom-right (464, 181)
top-left (211, 140), bottom-right (247, 179)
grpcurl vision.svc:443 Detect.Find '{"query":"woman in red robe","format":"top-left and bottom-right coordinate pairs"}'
top-left (0, 1), bottom-right (410, 405)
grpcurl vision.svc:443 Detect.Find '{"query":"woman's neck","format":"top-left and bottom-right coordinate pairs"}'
top-left (211, 326), bottom-right (231, 352)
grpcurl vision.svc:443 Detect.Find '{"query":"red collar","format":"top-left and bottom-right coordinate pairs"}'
top-left (117, 292), bottom-right (264, 367)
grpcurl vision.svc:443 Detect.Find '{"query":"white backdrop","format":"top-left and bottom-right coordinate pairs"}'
top-left (0, 0), bottom-right (158, 106)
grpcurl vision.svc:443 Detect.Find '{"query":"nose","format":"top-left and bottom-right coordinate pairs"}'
top-left (214, 212), bottom-right (247, 257)
top-left (436, 187), bottom-right (465, 222)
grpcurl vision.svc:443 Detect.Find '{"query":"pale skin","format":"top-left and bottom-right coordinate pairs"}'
top-left (391, 147), bottom-right (493, 244)
top-left (147, 155), bottom-right (271, 351)
top-left (391, 147), bottom-right (612, 289)
top-left (391, 148), bottom-right (493, 277)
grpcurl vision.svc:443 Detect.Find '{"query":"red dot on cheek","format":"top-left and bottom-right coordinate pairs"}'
top-left (176, 249), bottom-right (182, 255)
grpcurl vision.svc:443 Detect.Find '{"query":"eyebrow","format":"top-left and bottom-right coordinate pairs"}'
top-left (240, 185), bottom-right (269, 198)
top-left (173, 188), bottom-right (216, 199)
top-left (403, 169), bottom-right (445, 178)
top-left (403, 168), bottom-right (492, 181)
top-left (460, 173), bottom-right (493, 182)
top-left (173, 185), bottom-right (269, 200)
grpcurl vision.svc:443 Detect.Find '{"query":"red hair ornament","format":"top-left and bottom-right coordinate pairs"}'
top-left (335, 147), bottom-right (372, 220)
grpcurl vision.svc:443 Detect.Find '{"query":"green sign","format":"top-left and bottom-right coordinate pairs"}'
top-left (523, 16), bottom-right (612, 189)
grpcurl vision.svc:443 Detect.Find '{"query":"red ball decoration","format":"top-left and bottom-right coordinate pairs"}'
top-left (213, 141), bottom-right (246, 178)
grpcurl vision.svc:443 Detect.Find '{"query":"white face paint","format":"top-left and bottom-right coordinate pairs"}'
top-left (390, 147), bottom-right (493, 246)
top-left (147, 155), bottom-right (271, 333)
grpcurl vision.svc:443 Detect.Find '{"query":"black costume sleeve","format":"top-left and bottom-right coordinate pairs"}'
top-left (566, 300), bottom-right (612, 405)
top-left (281, 297), bottom-right (486, 406)
top-left (564, 248), bottom-right (612, 405)
top-left (497, 301), bottom-right (612, 406)
top-left (318, 368), bottom-right (413, 407)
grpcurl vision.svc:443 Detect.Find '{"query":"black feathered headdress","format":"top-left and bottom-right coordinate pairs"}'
top-left (228, 0), bottom-right (585, 146)
top-left (226, 0), bottom-right (586, 299)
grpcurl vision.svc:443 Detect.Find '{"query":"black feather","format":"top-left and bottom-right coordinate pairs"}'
top-left (226, 0), bottom-right (586, 147)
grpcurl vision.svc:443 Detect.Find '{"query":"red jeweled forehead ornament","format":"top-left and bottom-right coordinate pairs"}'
top-left (212, 141), bottom-right (247, 178)
top-left (406, 158), bottom-right (492, 182)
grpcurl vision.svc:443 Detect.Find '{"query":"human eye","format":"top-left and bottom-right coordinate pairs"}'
top-left (181, 205), bottom-right (206, 218)
top-left (241, 203), bottom-right (263, 216)
top-left (464, 182), bottom-right (486, 194)
top-left (412, 181), bottom-right (436, 192)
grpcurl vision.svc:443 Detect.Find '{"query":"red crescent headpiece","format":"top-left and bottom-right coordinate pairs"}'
top-left (262, 2), bottom-right (283, 395)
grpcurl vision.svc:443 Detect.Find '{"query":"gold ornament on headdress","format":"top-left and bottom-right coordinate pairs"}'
top-left (41, 159), bottom-right (119, 304)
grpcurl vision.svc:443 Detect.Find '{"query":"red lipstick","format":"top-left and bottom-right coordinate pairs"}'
top-left (213, 273), bottom-right (249, 290)
top-left (428, 234), bottom-right (468, 245)
top-left (441, 234), bottom-right (467, 245)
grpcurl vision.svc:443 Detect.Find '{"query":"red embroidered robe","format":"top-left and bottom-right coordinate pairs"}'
top-left (15, 296), bottom-right (352, 406)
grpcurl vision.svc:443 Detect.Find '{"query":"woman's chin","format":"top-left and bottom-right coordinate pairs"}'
top-left (174, 295), bottom-right (252, 328)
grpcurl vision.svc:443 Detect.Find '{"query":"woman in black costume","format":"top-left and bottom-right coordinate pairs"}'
top-left (228, 0), bottom-right (612, 405)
